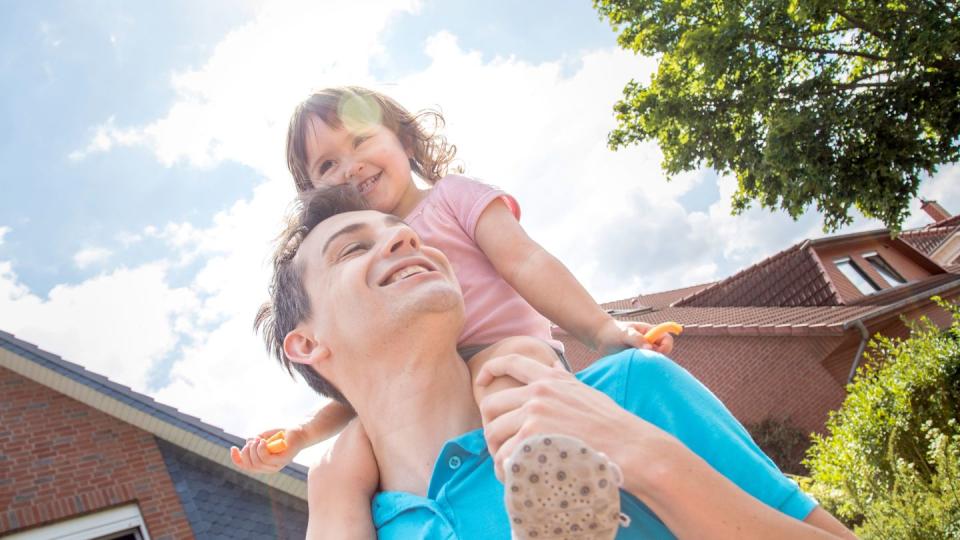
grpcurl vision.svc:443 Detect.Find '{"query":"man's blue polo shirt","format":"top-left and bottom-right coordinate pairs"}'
top-left (371, 350), bottom-right (816, 538)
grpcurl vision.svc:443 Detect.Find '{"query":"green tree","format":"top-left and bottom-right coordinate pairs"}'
top-left (802, 298), bottom-right (960, 538)
top-left (594, 0), bottom-right (960, 232)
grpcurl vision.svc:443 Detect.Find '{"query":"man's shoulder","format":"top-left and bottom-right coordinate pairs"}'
top-left (576, 349), bottom-right (685, 409)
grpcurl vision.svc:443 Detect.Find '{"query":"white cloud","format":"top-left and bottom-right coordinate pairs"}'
top-left (0, 226), bottom-right (9, 244)
top-left (115, 231), bottom-right (143, 247)
top-left (31, 0), bottom-right (960, 469)
top-left (68, 116), bottom-right (145, 161)
top-left (73, 247), bottom-right (113, 269)
top-left (0, 261), bottom-right (197, 392)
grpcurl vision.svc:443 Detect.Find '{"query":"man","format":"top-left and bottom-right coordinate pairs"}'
top-left (258, 185), bottom-right (856, 539)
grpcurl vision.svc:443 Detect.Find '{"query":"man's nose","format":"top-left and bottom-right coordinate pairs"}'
top-left (381, 226), bottom-right (420, 256)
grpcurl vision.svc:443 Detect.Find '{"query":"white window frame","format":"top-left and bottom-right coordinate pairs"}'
top-left (4, 503), bottom-right (151, 540)
top-left (834, 257), bottom-right (880, 295)
top-left (862, 251), bottom-right (907, 287)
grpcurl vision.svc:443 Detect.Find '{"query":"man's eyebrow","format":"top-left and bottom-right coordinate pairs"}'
top-left (321, 215), bottom-right (407, 256)
top-left (322, 223), bottom-right (368, 256)
top-left (384, 215), bottom-right (404, 226)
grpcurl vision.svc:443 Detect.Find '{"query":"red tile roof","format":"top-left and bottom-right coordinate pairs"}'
top-left (901, 227), bottom-right (955, 255)
top-left (673, 242), bottom-right (842, 308)
top-left (901, 215), bottom-right (960, 255)
top-left (636, 283), bottom-right (715, 308)
top-left (599, 297), bottom-right (643, 311)
top-left (927, 213), bottom-right (960, 229)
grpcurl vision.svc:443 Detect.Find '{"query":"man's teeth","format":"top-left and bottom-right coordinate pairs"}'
top-left (386, 265), bottom-right (428, 285)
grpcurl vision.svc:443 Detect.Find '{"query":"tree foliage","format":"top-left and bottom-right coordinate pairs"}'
top-left (802, 298), bottom-right (960, 538)
top-left (594, 0), bottom-right (960, 232)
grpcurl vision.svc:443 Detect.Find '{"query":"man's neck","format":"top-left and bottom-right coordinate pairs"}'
top-left (350, 345), bottom-right (482, 496)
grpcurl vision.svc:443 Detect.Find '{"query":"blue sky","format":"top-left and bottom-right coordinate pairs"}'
top-left (2, 0), bottom-right (957, 463)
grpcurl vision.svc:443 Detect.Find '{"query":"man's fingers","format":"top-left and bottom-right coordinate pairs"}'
top-left (483, 405), bottom-right (526, 457)
top-left (475, 354), bottom-right (560, 387)
top-left (479, 384), bottom-right (537, 426)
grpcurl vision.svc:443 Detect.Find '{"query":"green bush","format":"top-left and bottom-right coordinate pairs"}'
top-left (746, 417), bottom-right (808, 475)
top-left (803, 298), bottom-right (960, 539)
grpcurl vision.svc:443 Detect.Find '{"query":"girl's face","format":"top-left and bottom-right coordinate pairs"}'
top-left (303, 114), bottom-right (416, 216)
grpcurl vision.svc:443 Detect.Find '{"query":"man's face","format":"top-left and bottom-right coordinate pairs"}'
top-left (295, 210), bottom-right (462, 352)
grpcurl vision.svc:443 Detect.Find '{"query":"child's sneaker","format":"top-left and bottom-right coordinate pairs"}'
top-left (504, 434), bottom-right (629, 539)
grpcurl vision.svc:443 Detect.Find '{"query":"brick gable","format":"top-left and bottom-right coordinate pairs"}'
top-left (0, 365), bottom-right (194, 538)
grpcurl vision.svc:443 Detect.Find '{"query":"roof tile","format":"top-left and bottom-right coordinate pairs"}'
top-left (674, 243), bottom-right (842, 308)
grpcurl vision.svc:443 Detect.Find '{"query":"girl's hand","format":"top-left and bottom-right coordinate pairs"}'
top-left (231, 426), bottom-right (308, 473)
top-left (594, 319), bottom-right (674, 356)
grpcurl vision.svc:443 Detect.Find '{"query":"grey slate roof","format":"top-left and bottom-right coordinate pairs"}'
top-left (0, 329), bottom-right (308, 485)
top-left (158, 440), bottom-right (308, 539)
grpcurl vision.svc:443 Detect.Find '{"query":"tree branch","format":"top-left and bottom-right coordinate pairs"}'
top-left (746, 33), bottom-right (893, 62)
top-left (830, 80), bottom-right (897, 91)
top-left (833, 8), bottom-right (889, 41)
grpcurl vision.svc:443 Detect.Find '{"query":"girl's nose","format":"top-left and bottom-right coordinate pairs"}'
top-left (344, 160), bottom-right (365, 183)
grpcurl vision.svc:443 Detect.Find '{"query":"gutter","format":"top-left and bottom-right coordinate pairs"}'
top-left (846, 320), bottom-right (870, 384)
top-left (842, 275), bottom-right (960, 384)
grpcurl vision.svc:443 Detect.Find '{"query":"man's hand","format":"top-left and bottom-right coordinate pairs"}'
top-left (475, 354), bottom-right (651, 481)
top-left (231, 426), bottom-right (308, 473)
top-left (594, 319), bottom-right (674, 356)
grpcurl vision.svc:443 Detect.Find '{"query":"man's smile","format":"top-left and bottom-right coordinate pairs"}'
top-left (378, 259), bottom-right (438, 287)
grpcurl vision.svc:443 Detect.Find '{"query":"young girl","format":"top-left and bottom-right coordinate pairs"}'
top-left (233, 86), bottom-right (674, 538)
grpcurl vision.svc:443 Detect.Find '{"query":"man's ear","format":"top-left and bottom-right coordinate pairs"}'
top-left (283, 326), bottom-right (331, 368)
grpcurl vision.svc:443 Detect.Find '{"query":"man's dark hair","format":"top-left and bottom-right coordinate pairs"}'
top-left (254, 185), bottom-right (368, 406)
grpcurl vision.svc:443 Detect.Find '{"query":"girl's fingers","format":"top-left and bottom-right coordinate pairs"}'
top-left (230, 446), bottom-right (243, 467)
top-left (239, 441), bottom-right (256, 469)
top-left (475, 354), bottom-right (558, 387)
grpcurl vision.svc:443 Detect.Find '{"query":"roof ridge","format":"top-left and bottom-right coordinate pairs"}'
top-left (636, 281), bottom-right (716, 300)
top-left (0, 330), bottom-right (309, 483)
top-left (672, 241), bottom-right (808, 307)
top-left (928, 221), bottom-right (960, 254)
top-left (805, 243), bottom-right (845, 305)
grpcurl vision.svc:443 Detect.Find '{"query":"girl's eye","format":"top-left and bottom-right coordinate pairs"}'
top-left (319, 160), bottom-right (335, 176)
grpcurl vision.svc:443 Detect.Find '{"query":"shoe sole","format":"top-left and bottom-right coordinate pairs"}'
top-left (504, 434), bottom-right (622, 539)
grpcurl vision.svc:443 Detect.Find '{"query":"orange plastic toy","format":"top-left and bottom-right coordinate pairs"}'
top-left (643, 321), bottom-right (683, 344)
top-left (266, 431), bottom-right (288, 454)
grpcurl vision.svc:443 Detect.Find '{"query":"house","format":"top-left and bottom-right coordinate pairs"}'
top-left (0, 330), bottom-right (308, 539)
top-left (557, 201), bottom-right (960, 450)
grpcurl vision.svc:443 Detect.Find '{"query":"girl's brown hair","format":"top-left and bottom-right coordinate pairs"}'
top-left (286, 86), bottom-right (458, 193)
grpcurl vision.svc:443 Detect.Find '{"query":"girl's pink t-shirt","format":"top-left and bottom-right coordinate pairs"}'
top-left (405, 175), bottom-right (562, 351)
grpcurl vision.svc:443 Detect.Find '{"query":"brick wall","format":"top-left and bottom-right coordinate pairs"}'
top-left (0, 366), bottom-right (194, 538)
top-left (563, 335), bottom-right (848, 435)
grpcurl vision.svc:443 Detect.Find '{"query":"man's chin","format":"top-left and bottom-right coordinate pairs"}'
top-left (393, 283), bottom-right (463, 317)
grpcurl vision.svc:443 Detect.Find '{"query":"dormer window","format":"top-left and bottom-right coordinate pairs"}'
top-left (834, 257), bottom-right (880, 295)
top-left (862, 252), bottom-right (907, 287)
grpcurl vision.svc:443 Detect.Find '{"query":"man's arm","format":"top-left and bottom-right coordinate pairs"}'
top-left (475, 355), bottom-right (856, 539)
top-left (304, 420), bottom-right (379, 540)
